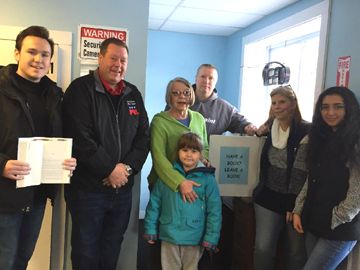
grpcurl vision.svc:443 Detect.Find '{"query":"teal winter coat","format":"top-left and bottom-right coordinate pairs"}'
top-left (144, 162), bottom-right (221, 249)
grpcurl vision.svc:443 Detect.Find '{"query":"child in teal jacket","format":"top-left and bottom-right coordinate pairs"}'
top-left (144, 132), bottom-right (221, 270)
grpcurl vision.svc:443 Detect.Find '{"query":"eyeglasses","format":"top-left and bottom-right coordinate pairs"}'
top-left (171, 90), bottom-right (191, 97)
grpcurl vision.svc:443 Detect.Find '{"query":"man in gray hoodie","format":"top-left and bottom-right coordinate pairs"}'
top-left (191, 63), bottom-right (257, 139)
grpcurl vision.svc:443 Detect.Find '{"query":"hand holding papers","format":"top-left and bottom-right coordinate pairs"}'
top-left (17, 137), bottom-right (73, 188)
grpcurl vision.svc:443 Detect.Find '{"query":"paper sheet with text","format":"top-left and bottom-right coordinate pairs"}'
top-left (17, 137), bottom-right (73, 188)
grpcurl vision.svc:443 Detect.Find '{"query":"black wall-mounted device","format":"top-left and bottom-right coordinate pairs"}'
top-left (262, 61), bottom-right (290, 86)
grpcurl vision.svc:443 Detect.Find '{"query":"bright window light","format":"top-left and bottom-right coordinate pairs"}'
top-left (240, 16), bottom-right (321, 126)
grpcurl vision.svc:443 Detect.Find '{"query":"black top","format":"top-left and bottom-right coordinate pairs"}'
top-left (302, 135), bottom-right (360, 240)
top-left (15, 73), bottom-right (50, 136)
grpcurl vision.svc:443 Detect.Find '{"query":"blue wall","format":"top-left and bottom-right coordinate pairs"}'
top-left (325, 0), bottom-right (360, 100)
top-left (145, 30), bottom-right (227, 119)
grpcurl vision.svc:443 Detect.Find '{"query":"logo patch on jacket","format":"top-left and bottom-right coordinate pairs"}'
top-left (127, 100), bottom-right (140, 115)
top-left (205, 118), bottom-right (216, 124)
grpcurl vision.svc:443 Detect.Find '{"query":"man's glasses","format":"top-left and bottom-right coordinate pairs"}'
top-left (171, 90), bottom-right (191, 97)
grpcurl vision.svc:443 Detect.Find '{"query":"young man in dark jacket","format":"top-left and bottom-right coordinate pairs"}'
top-left (0, 26), bottom-right (76, 270)
top-left (62, 38), bottom-right (150, 270)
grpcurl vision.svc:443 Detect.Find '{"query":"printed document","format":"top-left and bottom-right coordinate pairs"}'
top-left (17, 137), bottom-right (73, 188)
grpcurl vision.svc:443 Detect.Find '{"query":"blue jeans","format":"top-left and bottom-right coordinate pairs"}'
top-left (65, 187), bottom-right (132, 270)
top-left (303, 232), bottom-right (357, 270)
top-left (253, 203), bottom-right (306, 270)
top-left (0, 199), bottom-right (46, 270)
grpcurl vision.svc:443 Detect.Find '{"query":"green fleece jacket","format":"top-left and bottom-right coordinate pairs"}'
top-left (148, 110), bottom-right (208, 191)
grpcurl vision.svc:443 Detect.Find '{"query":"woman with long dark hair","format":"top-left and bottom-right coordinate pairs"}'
top-left (293, 86), bottom-right (360, 269)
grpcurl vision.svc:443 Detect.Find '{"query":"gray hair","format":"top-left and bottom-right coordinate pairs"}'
top-left (165, 77), bottom-right (195, 107)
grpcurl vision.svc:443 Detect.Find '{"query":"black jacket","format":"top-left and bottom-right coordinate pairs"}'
top-left (62, 70), bottom-right (150, 193)
top-left (0, 64), bottom-right (63, 212)
top-left (302, 141), bottom-right (360, 240)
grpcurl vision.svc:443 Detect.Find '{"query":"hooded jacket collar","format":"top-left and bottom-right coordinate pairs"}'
top-left (173, 161), bottom-right (215, 176)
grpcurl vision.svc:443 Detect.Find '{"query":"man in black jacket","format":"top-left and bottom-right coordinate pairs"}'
top-left (62, 38), bottom-right (150, 270)
top-left (0, 26), bottom-right (76, 270)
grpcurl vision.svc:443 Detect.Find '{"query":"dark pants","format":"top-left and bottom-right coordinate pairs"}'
top-left (198, 203), bottom-right (234, 270)
top-left (198, 199), bottom-right (255, 270)
top-left (233, 198), bottom-right (256, 270)
top-left (0, 199), bottom-right (46, 270)
top-left (65, 187), bottom-right (132, 270)
top-left (137, 218), bottom-right (162, 270)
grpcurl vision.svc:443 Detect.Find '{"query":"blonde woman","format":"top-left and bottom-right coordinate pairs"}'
top-left (253, 85), bottom-right (309, 270)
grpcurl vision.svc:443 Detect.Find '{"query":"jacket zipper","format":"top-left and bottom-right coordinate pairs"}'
top-left (105, 94), bottom-right (123, 194)
top-left (23, 101), bottom-right (36, 135)
top-left (106, 95), bottom-right (122, 162)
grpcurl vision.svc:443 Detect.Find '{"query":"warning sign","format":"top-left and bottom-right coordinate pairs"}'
top-left (78, 24), bottom-right (128, 62)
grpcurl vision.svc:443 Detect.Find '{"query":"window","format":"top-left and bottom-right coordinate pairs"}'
top-left (239, 1), bottom-right (329, 126)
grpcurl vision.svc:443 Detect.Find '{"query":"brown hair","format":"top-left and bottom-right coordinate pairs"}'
top-left (16, 26), bottom-right (54, 57)
top-left (100, 38), bottom-right (129, 55)
top-left (177, 132), bottom-right (204, 153)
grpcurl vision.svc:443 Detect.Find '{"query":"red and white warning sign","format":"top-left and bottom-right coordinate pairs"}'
top-left (78, 24), bottom-right (128, 62)
top-left (336, 56), bottom-right (351, 88)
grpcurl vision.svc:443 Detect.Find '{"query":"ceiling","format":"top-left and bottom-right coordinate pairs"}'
top-left (149, 0), bottom-right (299, 36)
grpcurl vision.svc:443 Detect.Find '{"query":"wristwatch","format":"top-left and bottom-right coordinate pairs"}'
top-left (125, 165), bottom-right (133, 175)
